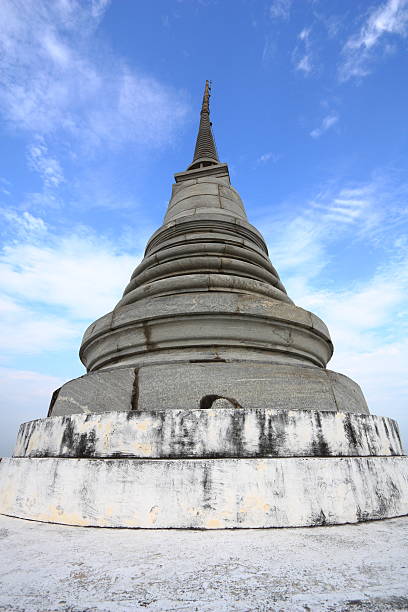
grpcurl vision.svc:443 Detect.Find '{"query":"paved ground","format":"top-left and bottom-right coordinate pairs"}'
top-left (0, 514), bottom-right (407, 612)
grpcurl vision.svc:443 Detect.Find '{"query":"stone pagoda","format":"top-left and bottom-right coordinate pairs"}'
top-left (1, 82), bottom-right (407, 528)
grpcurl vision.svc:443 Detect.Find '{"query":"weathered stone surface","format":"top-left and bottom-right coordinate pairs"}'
top-left (137, 363), bottom-right (367, 413)
top-left (1, 513), bottom-right (408, 612)
top-left (1, 455), bottom-right (407, 528)
top-left (81, 293), bottom-right (333, 372)
top-left (15, 410), bottom-right (403, 459)
top-left (48, 362), bottom-right (368, 416)
top-left (50, 368), bottom-right (135, 416)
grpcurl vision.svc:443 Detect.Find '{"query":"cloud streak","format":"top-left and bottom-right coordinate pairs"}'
top-left (269, 0), bottom-right (292, 21)
top-left (340, 0), bottom-right (408, 81)
top-left (0, 0), bottom-right (188, 149)
top-left (310, 114), bottom-right (339, 138)
top-left (0, 214), bottom-right (140, 322)
top-left (27, 139), bottom-right (65, 188)
top-left (254, 173), bottom-right (408, 445)
top-left (293, 28), bottom-right (314, 75)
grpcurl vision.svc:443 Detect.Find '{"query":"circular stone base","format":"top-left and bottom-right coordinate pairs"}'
top-left (1, 455), bottom-right (407, 528)
top-left (15, 409), bottom-right (403, 459)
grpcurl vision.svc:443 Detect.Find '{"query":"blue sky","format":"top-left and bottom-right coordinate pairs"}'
top-left (0, 0), bottom-right (407, 455)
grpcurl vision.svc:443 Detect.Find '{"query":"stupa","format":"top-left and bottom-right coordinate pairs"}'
top-left (0, 82), bottom-right (407, 528)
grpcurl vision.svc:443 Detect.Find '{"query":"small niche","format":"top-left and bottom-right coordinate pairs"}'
top-left (200, 394), bottom-right (242, 409)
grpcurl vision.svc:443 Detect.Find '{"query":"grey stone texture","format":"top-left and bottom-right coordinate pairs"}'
top-left (80, 293), bottom-right (333, 373)
top-left (50, 368), bottom-right (135, 416)
top-left (50, 362), bottom-right (368, 416)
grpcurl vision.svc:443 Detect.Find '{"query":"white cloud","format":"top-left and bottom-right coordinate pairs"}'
top-left (293, 27), bottom-right (314, 75)
top-left (254, 175), bottom-right (408, 448)
top-left (0, 295), bottom-right (79, 355)
top-left (0, 209), bottom-right (144, 455)
top-left (340, 0), bottom-right (408, 81)
top-left (0, 223), bottom-right (140, 321)
top-left (0, 177), bottom-right (11, 196)
top-left (0, 211), bottom-right (142, 364)
top-left (27, 139), bottom-right (64, 188)
top-left (310, 114), bottom-right (339, 138)
top-left (0, 367), bottom-right (64, 456)
top-left (295, 253), bottom-right (408, 449)
top-left (259, 178), bottom-right (404, 283)
top-left (256, 152), bottom-right (280, 164)
top-left (269, 0), bottom-right (292, 20)
top-left (0, 0), bottom-right (188, 148)
top-left (296, 54), bottom-right (313, 73)
top-left (2, 210), bottom-right (47, 237)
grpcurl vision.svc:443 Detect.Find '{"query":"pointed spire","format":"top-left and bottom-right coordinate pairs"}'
top-left (188, 80), bottom-right (220, 170)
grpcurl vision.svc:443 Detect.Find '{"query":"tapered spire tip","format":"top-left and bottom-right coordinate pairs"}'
top-left (188, 80), bottom-right (219, 170)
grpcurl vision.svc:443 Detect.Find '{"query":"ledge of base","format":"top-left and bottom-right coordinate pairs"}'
top-left (0, 456), bottom-right (407, 529)
top-left (15, 409), bottom-right (404, 459)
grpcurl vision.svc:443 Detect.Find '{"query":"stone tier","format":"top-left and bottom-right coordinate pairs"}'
top-left (2, 406), bottom-right (407, 529)
top-left (80, 293), bottom-right (333, 374)
top-left (1, 455), bottom-right (407, 528)
top-left (48, 362), bottom-right (368, 417)
top-left (16, 410), bottom-right (403, 459)
top-left (79, 164), bottom-right (306, 377)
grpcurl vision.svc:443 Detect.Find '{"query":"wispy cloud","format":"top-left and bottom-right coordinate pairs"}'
top-left (27, 139), bottom-right (64, 188)
top-left (293, 28), bottom-right (314, 74)
top-left (310, 114), bottom-right (339, 138)
top-left (0, 0), bottom-right (188, 157)
top-left (262, 36), bottom-right (277, 66)
top-left (269, 0), bottom-right (292, 21)
top-left (296, 54), bottom-right (313, 73)
top-left (0, 178), bottom-right (11, 196)
top-left (256, 172), bottom-right (408, 292)
top-left (0, 367), bottom-right (65, 456)
top-left (0, 294), bottom-right (79, 355)
top-left (340, 0), bottom-right (408, 81)
top-left (2, 209), bottom-right (47, 238)
top-left (0, 209), bottom-right (143, 456)
top-left (0, 213), bottom-right (140, 322)
top-left (256, 152), bottom-right (281, 164)
top-left (254, 173), bottom-right (408, 445)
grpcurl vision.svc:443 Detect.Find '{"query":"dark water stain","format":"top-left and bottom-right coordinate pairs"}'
top-left (60, 417), bottom-right (75, 451)
top-left (257, 410), bottom-right (289, 457)
top-left (131, 368), bottom-right (139, 410)
top-left (343, 414), bottom-right (359, 448)
top-left (310, 412), bottom-right (330, 457)
top-left (141, 322), bottom-right (156, 350)
top-left (311, 509), bottom-right (327, 526)
top-left (227, 411), bottom-right (246, 456)
top-left (76, 429), bottom-right (97, 457)
top-left (59, 418), bottom-right (97, 457)
top-left (201, 464), bottom-right (214, 511)
top-left (356, 505), bottom-right (370, 522)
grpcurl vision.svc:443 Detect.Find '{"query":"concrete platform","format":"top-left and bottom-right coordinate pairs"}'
top-left (2, 455), bottom-right (407, 528)
top-left (0, 514), bottom-right (407, 612)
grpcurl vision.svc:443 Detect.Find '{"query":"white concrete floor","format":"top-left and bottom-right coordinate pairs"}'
top-left (0, 514), bottom-right (407, 612)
